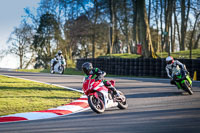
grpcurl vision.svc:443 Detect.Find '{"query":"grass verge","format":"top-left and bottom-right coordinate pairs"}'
top-left (99, 48), bottom-right (200, 59)
top-left (0, 75), bottom-right (82, 116)
top-left (16, 68), bottom-right (83, 75)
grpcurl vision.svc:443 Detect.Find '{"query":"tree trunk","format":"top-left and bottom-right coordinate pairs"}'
top-left (19, 44), bottom-right (23, 69)
top-left (108, 0), bottom-right (116, 54)
top-left (148, 0), bottom-right (151, 25)
top-left (92, 0), bottom-right (99, 58)
top-left (171, 0), bottom-right (176, 52)
top-left (155, 0), bottom-right (160, 53)
top-left (180, 0), bottom-right (190, 50)
top-left (132, 0), bottom-right (138, 53)
top-left (174, 10), bottom-right (181, 46)
top-left (123, 0), bottom-right (130, 54)
top-left (19, 54), bottom-right (23, 69)
top-left (189, 13), bottom-right (200, 50)
top-left (165, 0), bottom-right (173, 55)
top-left (136, 0), bottom-right (156, 58)
top-left (160, 0), bottom-right (164, 52)
top-left (194, 34), bottom-right (200, 49)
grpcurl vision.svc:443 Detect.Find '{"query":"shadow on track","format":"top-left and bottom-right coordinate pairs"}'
top-left (126, 91), bottom-right (183, 98)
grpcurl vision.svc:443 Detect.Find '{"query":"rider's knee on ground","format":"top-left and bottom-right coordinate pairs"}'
top-left (170, 80), bottom-right (176, 85)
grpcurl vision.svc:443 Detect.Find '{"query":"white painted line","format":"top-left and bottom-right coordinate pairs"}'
top-left (73, 100), bottom-right (88, 103)
top-left (6, 112), bottom-right (59, 120)
top-left (49, 105), bottom-right (84, 112)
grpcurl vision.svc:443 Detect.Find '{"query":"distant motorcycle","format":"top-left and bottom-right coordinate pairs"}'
top-left (172, 66), bottom-right (193, 95)
top-left (82, 75), bottom-right (128, 113)
top-left (50, 60), bottom-right (65, 74)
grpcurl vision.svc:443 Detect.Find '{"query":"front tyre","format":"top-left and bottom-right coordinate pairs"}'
top-left (88, 95), bottom-right (105, 113)
top-left (117, 91), bottom-right (128, 109)
top-left (59, 65), bottom-right (64, 74)
top-left (183, 80), bottom-right (193, 95)
top-left (50, 68), bottom-right (55, 74)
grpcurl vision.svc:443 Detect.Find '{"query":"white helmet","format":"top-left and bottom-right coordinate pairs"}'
top-left (57, 50), bottom-right (62, 55)
top-left (166, 56), bottom-right (174, 64)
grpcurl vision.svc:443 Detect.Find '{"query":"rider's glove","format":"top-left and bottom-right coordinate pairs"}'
top-left (95, 75), bottom-right (103, 82)
top-left (95, 77), bottom-right (100, 82)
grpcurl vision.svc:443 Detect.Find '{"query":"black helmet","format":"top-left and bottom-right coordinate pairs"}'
top-left (82, 62), bottom-right (93, 75)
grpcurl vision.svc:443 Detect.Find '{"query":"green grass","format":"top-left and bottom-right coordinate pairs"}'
top-left (16, 68), bottom-right (83, 75)
top-left (158, 49), bottom-right (200, 59)
top-left (0, 75), bottom-right (82, 116)
top-left (98, 53), bottom-right (141, 58)
top-left (98, 49), bottom-right (200, 59)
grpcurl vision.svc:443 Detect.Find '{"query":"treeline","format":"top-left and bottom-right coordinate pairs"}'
top-left (7, 0), bottom-right (200, 69)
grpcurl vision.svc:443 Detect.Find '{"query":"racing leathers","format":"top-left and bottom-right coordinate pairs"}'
top-left (86, 68), bottom-right (119, 96)
top-left (165, 60), bottom-right (188, 84)
top-left (51, 54), bottom-right (64, 70)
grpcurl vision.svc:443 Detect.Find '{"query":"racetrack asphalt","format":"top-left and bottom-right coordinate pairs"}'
top-left (0, 69), bottom-right (200, 133)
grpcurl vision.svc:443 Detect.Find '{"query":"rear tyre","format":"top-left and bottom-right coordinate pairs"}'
top-left (117, 91), bottom-right (128, 109)
top-left (88, 95), bottom-right (105, 113)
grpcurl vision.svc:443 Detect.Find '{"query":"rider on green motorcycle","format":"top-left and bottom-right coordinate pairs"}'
top-left (165, 56), bottom-right (189, 85)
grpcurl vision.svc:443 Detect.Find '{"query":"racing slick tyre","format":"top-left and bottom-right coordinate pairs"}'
top-left (50, 69), bottom-right (55, 74)
top-left (61, 66), bottom-right (64, 74)
top-left (117, 91), bottom-right (128, 109)
top-left (59, 66), bottom-right (64, 74)
top-left (183, 80), bottom-right (193, 95)
top-left (88, 95), bottom-right (105, 113)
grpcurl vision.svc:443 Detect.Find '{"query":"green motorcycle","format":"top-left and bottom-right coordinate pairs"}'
top-left (172, 66), bottom-right (193, 95)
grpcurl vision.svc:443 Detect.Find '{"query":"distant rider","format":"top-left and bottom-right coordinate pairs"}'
top-left (165, 56), bottom-right (189, 85)
top-left (51, 50), bottom-right (64, 71)
top-left (82, 62), bottom-right (120, 97)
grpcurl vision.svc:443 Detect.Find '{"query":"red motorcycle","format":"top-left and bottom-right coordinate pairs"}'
top-left (82, 75), bottom-right (128, 113)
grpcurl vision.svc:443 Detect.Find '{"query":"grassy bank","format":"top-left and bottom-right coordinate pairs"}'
top-left (0, 75), bottom-right (81, 116)
top-left (99, 48), bottom-right (200, 59)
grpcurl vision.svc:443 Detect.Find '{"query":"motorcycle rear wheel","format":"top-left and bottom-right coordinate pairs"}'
top-left (117, 91), bottom-right (128, 109)
top-left (88, 95), bottom-right (105, 113)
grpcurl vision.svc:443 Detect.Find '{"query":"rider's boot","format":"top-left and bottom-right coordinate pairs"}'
top-left (108, 86), bottom-right (120, 98)
top-left (103, 80), bottom-right (121, 98)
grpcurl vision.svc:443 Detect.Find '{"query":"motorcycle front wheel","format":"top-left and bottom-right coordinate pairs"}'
top-left (117, 91), bottom-right (128, 109)
top-left (183, 80), bottom-right (193, 95)
top-left (59, 66), bottom-right (64, 74)
top-left (88, 95), bottom-right (105, 113)
top-left (50, 67), bottom-right (55, 74)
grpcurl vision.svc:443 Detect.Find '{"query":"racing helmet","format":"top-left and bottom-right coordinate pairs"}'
top-left (57, 50), bottom-right (62, 56)
top-left (82, 62), bottom-right (93, 75)
top-left (166, 56), bottom-right (174, 64)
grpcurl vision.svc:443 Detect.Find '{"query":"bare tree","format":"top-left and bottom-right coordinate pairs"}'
top-left (7, 22), bottom-right (33, 69)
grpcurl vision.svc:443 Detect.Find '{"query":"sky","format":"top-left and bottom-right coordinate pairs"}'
top-left (0, 0), bottom-right (40, 69)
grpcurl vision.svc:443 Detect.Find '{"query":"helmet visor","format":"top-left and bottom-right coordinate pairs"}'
top-left (82, 68), bottom-right (91, 75)
top-left (167, 60), bottom-right (173, 64)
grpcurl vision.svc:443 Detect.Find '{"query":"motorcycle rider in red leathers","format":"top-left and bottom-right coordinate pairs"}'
top-left (82, 62), bottom-right (120, 97)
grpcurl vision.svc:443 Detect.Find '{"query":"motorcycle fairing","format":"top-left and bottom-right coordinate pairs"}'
top-left (83, 75), bottom-right (118, 109)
